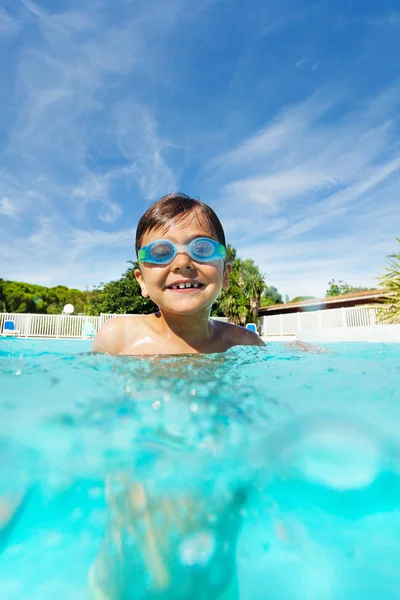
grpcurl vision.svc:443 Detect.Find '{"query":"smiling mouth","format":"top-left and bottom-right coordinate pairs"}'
top-left (167, 282), bottom-right (204, 290)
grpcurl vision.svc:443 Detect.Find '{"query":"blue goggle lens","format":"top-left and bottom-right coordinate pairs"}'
top-left (191, 238), bottom-right (216, 259)
top-left (149, 241), bottom-right (174, 262)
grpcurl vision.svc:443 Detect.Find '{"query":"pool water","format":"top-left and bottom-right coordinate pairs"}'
top-left (0, 339), bottom-right (399, 599)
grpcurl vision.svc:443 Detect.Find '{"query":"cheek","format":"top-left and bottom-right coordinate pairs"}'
top-left (203, 263), bottom-right (224, 282)
top-left (141, 269), bottom-right (164, 290)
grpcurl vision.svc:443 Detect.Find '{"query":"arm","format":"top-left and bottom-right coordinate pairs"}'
top-left (92, 317), bottom-right (125, 355)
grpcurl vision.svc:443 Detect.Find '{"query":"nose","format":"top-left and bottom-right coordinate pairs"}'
top-left (171, 251), bottom-right (195, 272)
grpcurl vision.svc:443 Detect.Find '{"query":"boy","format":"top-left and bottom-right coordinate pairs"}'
top-left (92, 193), bottom-right (264, 355)
top-left (90, 194), bottom-right (263, 599)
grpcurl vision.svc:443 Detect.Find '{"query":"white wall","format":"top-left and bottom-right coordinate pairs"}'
top-left (261, 306), bottom-right (400, 343)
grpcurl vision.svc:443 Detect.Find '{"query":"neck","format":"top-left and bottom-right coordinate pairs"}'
top-left (156, 309), bottom-right (214, 347)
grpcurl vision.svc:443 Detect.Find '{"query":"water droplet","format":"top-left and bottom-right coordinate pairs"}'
top-left (152, 400), bottom-right (161, 411)
top-left (190, 403), bottom-right (198, 413)
top-left (179, 530), bottom-right (216, 566)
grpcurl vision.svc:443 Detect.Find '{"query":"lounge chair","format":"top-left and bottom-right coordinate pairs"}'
top-left (82, 321), bottom-right (96, 339)
top-left (246, 323), bottom-right (258, 334)
top-left (1, 320), bottom-right (19, 337)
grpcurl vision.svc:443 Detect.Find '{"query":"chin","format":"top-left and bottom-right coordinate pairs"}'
top-left (164, 301), bottom-right (212, 316)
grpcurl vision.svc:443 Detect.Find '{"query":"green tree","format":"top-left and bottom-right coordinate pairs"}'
top-left (261, 286), bottom-right (283, 306)
top-left (0, 278), bottom-right (6, 312)
top-left (2, 281), bottom-right (42, 313)
top-left (214, 252), bottom-right (268, 325)
top-left (241, 259), bottom-right (266, 322)
top-left (0, 280), bottom-right (88, 314)
top-left (225, 244), bottom-right (237, 263)
top-left (87, 262), bottom-right (157, 315)
top-left (326, 279), bottom-right (370, 297)
top-left (291, 296), bottom-right (317, 302)
top-left (379, 238), bottom-right (400, 323)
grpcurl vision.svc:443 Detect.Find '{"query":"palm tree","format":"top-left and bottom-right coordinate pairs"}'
top-left (215, 251), bottom-right (267, 325)
top-left (237, 296), bottom-right (250, 326)
top-left (218, 285), bottom-right (241, 325)
top-left (241, 260), bottom-right (266, 323)
top-left (379, 238), bottom-right (400, 323)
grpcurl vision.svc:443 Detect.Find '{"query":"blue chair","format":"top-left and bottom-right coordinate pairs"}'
top-left (82, 321), bottom-right (95, 339)
top-left (2, 320), bottom-right (19, 337)
top-left (246, 323), bottom-right (258, 333)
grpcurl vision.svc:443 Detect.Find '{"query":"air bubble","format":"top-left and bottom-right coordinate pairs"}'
top-left (294, 420), bottom-right (380, 490)
top-left (179, 530), bottom-right (216, 567)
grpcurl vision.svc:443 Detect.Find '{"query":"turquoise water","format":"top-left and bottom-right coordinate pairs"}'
top-left (0, 339), bottom-right (399, 599)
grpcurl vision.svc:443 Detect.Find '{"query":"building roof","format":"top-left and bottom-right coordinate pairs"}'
top-left (259, 289), bottom-right (387, 316)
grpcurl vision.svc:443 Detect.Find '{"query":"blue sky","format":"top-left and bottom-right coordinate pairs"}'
top-left (1, 0), bottom-right (400, 299)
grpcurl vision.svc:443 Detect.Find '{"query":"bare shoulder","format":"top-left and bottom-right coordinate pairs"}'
top-left (92, 316), bottom-right (146, 355)
top-left (213, 320), bottom-right (265, 348)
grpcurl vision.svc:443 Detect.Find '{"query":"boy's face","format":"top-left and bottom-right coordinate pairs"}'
top-left (134, 212), bottom-right (231, 317)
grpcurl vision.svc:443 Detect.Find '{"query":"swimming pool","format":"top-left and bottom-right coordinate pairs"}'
top-left (1, 339), bottom-right (399, 599)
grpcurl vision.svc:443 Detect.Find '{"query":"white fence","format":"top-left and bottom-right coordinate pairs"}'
top-left (0, 312), bottom-right (229, 339)
top-left (2, 307), bottom-right (386, 340)
top-left (0, 313), bottom-right (102, 338)
top-left (261, 306), bottom-right (381, 338)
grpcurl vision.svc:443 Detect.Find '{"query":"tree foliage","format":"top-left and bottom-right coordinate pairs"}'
top-left (0, 279), bottom-right (89, 314)
top-left (261, 286), bottom-right (283, 306)
top-left (379, 238), bottom-right (400, 323)
top-left (87, 262), bottom-right (157, 315)
top-left (291, 296), bottom-right (317, 302)
top-left (325, 279), bottom-right (371, 297)
top-left (213, 247), bottom-right (269, 325)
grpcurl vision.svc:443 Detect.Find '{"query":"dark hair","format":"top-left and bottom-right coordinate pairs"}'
top-left (135, 193), bottom-right (226, 255)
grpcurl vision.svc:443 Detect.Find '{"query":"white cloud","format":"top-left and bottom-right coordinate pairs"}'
top-left (209, 85), bottom-right (400, 230)
top-left (206, 85), bottom-right (400, 298)
top-left (72, 167), bottom-right (136, 223)
top-left (0, 8), bottom-right (19, 35)
top-left (238, 233), bottom-right (388, 300)
top-left (0, 197), bottom-right (17, 217)
top-left (224, 168), bottom-right (341, 213)
top-left (1, 0), bottom-right (180, 227)
top-left (0, 215), bottom-right (136, 287)
top-left (280, 156), bottom-right (400, 239)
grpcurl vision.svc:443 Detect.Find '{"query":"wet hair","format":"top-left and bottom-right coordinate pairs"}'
top-left (135, 193), bottom-right (226, 255)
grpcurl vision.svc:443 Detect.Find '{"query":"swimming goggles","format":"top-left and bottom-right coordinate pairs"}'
top-left (138, 237), bottom-right (226, 265)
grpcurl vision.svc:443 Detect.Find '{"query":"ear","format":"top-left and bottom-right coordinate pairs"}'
top-left (222, 262), bottom-right (232, 291)
top-left (134, 268), bottom-right (149, 298)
